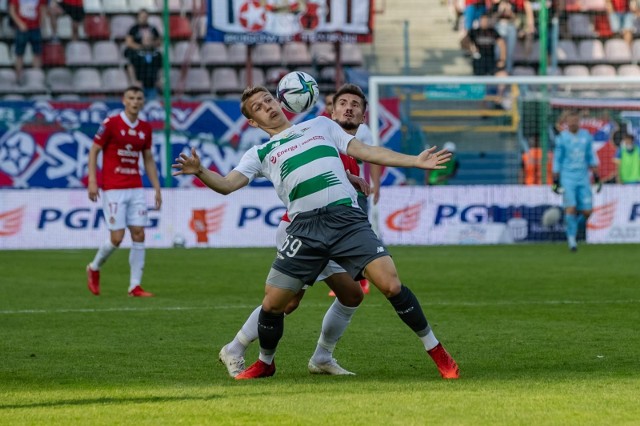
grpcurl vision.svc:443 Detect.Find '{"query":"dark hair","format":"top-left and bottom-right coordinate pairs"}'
top-left (332, 84), bottom-right (367, 111)
top-left (240, 86), bottom-right (271, 119)
top-left (124, 86), bottom-right (144, 96)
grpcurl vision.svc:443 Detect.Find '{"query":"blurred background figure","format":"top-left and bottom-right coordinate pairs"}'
top-left (49, 0), bottom-right (84, 41)
top-left (426, 141), bottom-right (460, 185)
top-left (8, 0), bottom-right (48, 85)
top-left (614, 131), bottom-right (640, 184)
top-left (124, 8), bottom-right (162, 100)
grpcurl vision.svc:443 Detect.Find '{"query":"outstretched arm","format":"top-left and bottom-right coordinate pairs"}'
top-left (172, 147), bottom-right (249, 195)
top-left (347, 138), bottom-right (452, 170)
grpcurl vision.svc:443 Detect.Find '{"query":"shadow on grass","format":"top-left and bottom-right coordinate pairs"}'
top-left (0, 394), bottom-right (223, 410)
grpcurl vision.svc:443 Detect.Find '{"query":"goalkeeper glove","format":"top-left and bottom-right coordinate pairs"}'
top-left (552, 177), bottom-right (563, 194)
top-left (593, 173), bottom-right (602, 193)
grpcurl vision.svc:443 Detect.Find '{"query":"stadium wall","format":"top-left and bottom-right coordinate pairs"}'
top-left (1, 185), bottom-right (638, 249)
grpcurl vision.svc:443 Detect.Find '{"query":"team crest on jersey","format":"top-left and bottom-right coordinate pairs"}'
top-left (128, 129), bottom-right (136, 136)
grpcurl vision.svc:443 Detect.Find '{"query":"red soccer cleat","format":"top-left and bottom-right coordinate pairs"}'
top-left (86, 264), bottom-right (100, 296)
top-left (360, 279), bottom-right (370, 294)
top-left (427, 343), bottom-right (459, 379)
top-left (235, 359), bottom-right (276, 380)
top-left (128, 286), bottom-right (154, 297)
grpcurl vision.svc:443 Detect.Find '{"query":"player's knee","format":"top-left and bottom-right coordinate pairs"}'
top-left (130, 228), bottom-right (145, 242)
top-left (372, 279), bottom-right (402, 298)
top-left (110, 235), bottom-right (124, 247)
top-left (337, 290), bottom-right (363, 307)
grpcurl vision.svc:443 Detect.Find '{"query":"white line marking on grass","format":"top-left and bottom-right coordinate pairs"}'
top-left (1, 299), bottom-right (639, 315)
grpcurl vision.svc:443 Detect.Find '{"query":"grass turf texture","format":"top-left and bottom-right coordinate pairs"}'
top-left (1, 245), bottom-right (638, 425)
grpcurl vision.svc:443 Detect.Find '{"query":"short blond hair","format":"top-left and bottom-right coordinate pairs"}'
top-left (240, 86), bottom-right (270, 119)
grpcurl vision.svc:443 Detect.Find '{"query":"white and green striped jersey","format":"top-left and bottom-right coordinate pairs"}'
top-left (234, 116), bottom-right (359, 220)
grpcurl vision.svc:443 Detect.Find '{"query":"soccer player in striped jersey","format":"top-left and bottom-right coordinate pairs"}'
top-left (173, 85), bottom-right (459, 380)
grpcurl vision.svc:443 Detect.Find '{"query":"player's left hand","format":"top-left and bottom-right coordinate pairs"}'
top-left (593, 173), bottom-right (603, 193)
top-left (416, 146), bottom-right (452, 170)
top-left (346, 172), bottom-right (371, 196)
top-left (172, 147), bottom-right (201, 176)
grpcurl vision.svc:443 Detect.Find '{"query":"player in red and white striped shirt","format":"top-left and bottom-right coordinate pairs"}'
top-left (86, 86), bottom-right (162, 297)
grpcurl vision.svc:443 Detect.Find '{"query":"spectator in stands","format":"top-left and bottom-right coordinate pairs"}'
top-left (124, 9), bottom-right (162, 100)
top-left (8, 0), bottom-right (48, 85)
top-left (468, 14), bottom-right (508, 78)
top-left (449, 0), bottom-right (465, 31)
top-left (614, 131), bottom-right (640, 183)
top-left (49, 0), bottom-right (84, 41)
top-left (464, 0), bottom-right (487, 32)
top-left (606, 0), bottom-right (637, 48)
top-left (491, 0), bottom-right (518, 74)
top-left (426, 141), bottom-right (460, 185)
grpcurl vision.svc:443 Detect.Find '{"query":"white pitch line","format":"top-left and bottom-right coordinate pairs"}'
top-left (0, 299), bottom-right (639, 315)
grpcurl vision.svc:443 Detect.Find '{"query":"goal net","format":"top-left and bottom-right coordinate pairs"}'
top-left (367, 75), bottom-right (640, 246)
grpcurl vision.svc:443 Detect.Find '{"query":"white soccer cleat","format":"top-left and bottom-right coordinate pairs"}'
top-left (308, 358), bottom-right (355, 376)
top-left (218, 345), bottom-right (245, 378)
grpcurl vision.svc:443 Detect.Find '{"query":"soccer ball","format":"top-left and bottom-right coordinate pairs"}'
top-left (173, 234), bottom-right (186, 248)
top-left (276, 71), bottom-right (319, 113)
top-left (541, 207), bottom-right (562, 227)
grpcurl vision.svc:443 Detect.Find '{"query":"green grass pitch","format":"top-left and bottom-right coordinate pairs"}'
top-left (1, 244), bottom-right (639, 425)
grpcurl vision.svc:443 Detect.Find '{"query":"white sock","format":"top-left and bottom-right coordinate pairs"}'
top-left (311, 299), bottom-right (358, 364)
top-left (420, 330), bottom-right (439, 351)
top-left (90, 239), bottom-right (117, 270)
top-left (258, 352), bottom-right (275, 365)
top-left (226, 306), bottom-right (261, 357)
top-left (128, 242), bottom-right (145, 291)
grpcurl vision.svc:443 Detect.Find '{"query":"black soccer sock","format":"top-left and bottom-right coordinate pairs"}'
top-left (257, 309), bottom-right (284, 356)
top-left (388, 285), bottom-right (430, 336)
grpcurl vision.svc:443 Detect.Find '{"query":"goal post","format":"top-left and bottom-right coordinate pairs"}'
top-left (367, 75), bottom-right (640, 245)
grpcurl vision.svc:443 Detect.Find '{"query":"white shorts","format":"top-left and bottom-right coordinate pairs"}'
top-left (101, 188), bottom-right (148, 231)
top-left (276, 220), bottom-right (346, 284)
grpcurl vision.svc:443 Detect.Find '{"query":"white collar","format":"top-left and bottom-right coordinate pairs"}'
top-left (120, 111), bottom-right (139, 128)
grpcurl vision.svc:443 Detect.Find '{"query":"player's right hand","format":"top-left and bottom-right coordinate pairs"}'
top-left (88, 182), bottom-right (99, 202)
top-left (551, 177), bottom-right (563, 194)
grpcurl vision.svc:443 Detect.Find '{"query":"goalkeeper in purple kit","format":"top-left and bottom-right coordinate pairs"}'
top-left (552, 110), bottom-right (601, 251)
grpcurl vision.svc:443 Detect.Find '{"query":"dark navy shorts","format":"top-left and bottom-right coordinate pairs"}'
top-left (271, 204), bottom-right (390, 286)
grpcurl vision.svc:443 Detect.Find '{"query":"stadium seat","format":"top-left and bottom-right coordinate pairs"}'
top-left (200, 42), bottom-right (228, 66)
top-left (568, 14), bottom-right (596, 38)
top-left (239, 67), bottom-right (265, 86)
top-left (319, 66), bottom-right (344, 84)
top-left (590, 64), bottom-right (616, 76)
top-left (340, 43), bottom-right (364, 66)
top-left (563, 64), bottom-right (590, 76)
top-left (578, 39), bottom-right (605, 63)
top-left (102, 68), bottom-right (129, 93)
top-left (46, 68), bottom-right (74, 93)
top-left (42, 42), bottom-right (66, 67)
top-left (30, 94), bottom-right (53, 100)
top-left (310, 42), bottom-right (335, 64)
top-left (92, 41), bottom-right (122, 66)
top-left (65, 41), bottom-right (93, 66)
top-left (618, 64), bottom-right (640, 76)
top-left (84, 0), bottom-right (103, 14)
top-left (74, 68), bottom-right (103, 93)
top-left (21, 69), bottom-right (47, 93)
top-left (129, 0), bottom-right (158, 13)
top-left (556, 40), bottom-right (579, 64)
top-left (169, 15), bottom-right (192, 39)
top-left (171, 41), bottom-right (201, 65)
top-left (147, 15), bottom-right (164, 37)
top-left (55, 15), bottom-right (75, 40)
top-left (266, 67), bottom-right (289, 85)
top-left (211, 68), bottom-right (241, 95)
top-left (0, 69), bottom-right (18, 93)
top-left (103, 0), bottom-right (130, 14)
top-left (251, 43), bottom-right (282, 66)
top-left (0, 42), bottom-right (12, 66)
top-left (184, 68), bottom-right (211, 93)
top-left (1, 16), bottom-right (16, 39)
top-left (512, 66), bottom-right (536, 76)
top-left (56, 94), bottom-right (81, 100)
top-left (604, 39), bottom-right (632, 64)
top-left (110, 15), bottom-right (136, 40)
top-left (582, 0), bottom-right (607, 9)
top-left (164, 0), bottom-right (186, 14)
top-left (3, 94), bottom-right (26, 100)
top-left (282, 42), bottom-right (312, 66)
top-left (84, 15), bottom-right (111, 40)
top-left (227, 43), bottom-right (247, 65)
top-left (593, 13), bottom-right (613, 37)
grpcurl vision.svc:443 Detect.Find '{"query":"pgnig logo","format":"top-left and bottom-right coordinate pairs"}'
top-left (37, 208), bottom-right (159, 229)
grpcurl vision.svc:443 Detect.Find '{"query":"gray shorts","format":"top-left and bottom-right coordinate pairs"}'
top-left (267, 204), bottom-right (389, 292)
